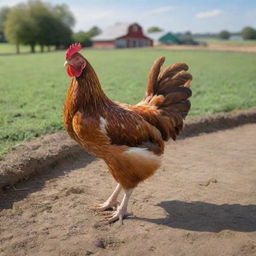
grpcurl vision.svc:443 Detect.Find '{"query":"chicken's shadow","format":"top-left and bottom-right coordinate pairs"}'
top-left (135, 200), bottom-right (256, 232)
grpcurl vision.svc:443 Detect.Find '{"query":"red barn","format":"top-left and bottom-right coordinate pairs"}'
top-left (92, 23), bottom-right (153, 48)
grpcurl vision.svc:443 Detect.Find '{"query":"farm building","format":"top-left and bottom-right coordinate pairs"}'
top-left (92, 23), bottom-right (153, 48)
top-left (148, 31), bottom-right (181, 45)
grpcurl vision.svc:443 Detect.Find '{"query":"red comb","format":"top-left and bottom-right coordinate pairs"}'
top-left (65, 43), bottom-right (82, 60)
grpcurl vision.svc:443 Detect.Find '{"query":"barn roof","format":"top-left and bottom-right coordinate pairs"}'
top-left (147, 31), bottom-right (181, 44)
top-left (146, 31), bottom-right (167, 41)
top-left (93, 23), bottom-right (130, 41)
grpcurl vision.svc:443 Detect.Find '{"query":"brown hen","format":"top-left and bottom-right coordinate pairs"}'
top-left (63, 43), bottom-right (192, 223)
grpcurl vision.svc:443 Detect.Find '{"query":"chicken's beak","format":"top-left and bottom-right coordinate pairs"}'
top-left (64, 60), bottom-right (71, 67)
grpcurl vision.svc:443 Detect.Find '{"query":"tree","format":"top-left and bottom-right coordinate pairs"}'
top-left (53, 19), bottom-right (73, 49)
top-left (4, 0), bottom-right (75, 53)
top-left (27, 0), bottom-right (53, 52)
top-left (4, 4), bottom-right (37, 53)
top-left (72, 26), bottom-right (101, 47)
top-left (73, 31), bottom-right (92, 47)
top-left (180, 31), bottom-right (199, 45)
top-left (147, 26), bottom-right (163, 33)
top-left (0, 7), bottom-right (10, 41)
top-left (52, 4), bottom-right (75, 28)
top-left (219, 30), bottom-right (230, 40)
top-left (87, 26), bottom-right (101, 37)
top-left (26, 1), bottom-right (74, 52)
top-left (184, 31), bottom-right (192, 36)
top-left (50, 3), bottom-right (75, 49)
top-left (241, 26), bottom-right (256, 40)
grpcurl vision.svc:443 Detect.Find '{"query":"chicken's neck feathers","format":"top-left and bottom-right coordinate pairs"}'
top-left (74, 62), bottom-right (113, 115)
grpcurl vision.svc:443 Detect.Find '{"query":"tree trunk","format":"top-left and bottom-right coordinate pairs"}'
top-left (47, 45), bottom-right (51, 52)
top-left (30, 44), bottom-right (35, 53)
top-left (16, 43), bottom-right (20, 54)
top-left (40, 45), bottom-right (44, 53)
top-left (55, 44), bottom-right (61, 50)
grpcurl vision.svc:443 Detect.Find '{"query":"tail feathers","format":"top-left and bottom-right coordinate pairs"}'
top-left (146, 56), bottom-right (165, 97)
top-left (143, 57), bottom-right (193, 140)
top-left (161, 87), bottom-right (192, 106)
top-left (158, 63), bottom-right (189, 84)
top-left (156, 71), bottom-right (192, 95)
top-left (146, 58), bottom-right (192, 97)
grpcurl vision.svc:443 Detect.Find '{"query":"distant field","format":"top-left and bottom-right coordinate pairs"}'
top-left (197, 38), bottom-right (256, 45)
top-left (1, 47), bottom-right (256, 156)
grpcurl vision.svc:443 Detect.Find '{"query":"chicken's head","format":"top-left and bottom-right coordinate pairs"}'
top-left (64, 43), bottom-right (86, 77)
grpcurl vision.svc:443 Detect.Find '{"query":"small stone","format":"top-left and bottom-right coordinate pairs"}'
top-left (94, 239), bottom-right (105, 249)
top-left (85, 251), bottom-right (94, 255)
top-left (199, 178), bottom-right (218, 186)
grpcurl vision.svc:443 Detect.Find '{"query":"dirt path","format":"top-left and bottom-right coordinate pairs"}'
top-left (0, 124), bottom-right (256, 256)
top-left (155, 43), bottom-right (256, 54)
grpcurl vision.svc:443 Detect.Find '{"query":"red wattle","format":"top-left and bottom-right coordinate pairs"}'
top-left (66, 65), bottom-right (83, 77)
top-left (66, 65), bottom-right (74, 77)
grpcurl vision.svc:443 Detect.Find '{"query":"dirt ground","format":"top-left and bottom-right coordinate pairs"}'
top-left (0, 124), bottom-right (256, 256)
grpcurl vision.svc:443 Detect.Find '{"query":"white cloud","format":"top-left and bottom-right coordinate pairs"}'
top-left (195, 9), bottom-right (223, 19)
top-left (71, 7), bottom-right (114, 21)
top-left (71, 6), bottom-right (175, 31)
top-left (142, 6), bottom-right (175, 17)
top-left (70, 7), bottom-right (116, 31)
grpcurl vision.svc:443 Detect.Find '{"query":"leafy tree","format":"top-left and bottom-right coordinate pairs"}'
top-left (53, 19), bottom-right (73, 49)
top-left (4, 4), bottom-right (37, 53)
top-left (73, 31), bottom-right (92, 47)
top-left (72, 26), bottom-right (101, 47)
top-left (184, 31), bottom-right (192, 36)
top-left (0, 7), bottom-right (10, 41)
top-left (219, 30), bottom-right (230, 40)
top-left (27, 0), bottom-right (52, 52)
top-left (241, 26), bottom-right (256, 40)
top-left (27, 0), bottom-right (74, 51)
top-left (147, 26), bottom-right (163, 33)
top-left (4, 0), bottom-right (75, 53)
top-left (52, 4), bottom-right (75, 28)
top-left (180, 31), bottom-right (198, 45)
top-left (49, 3), bottom-right (75, 49)
top-left (87, 26), bottom-right (101, 37)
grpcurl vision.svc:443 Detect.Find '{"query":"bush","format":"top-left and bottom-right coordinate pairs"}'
top-left (219, 30), bottom-right (230, 40)
top-left (241, 27), bottom-right (256, 40)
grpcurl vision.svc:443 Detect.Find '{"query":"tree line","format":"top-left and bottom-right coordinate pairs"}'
top-left (218, 27), bottom-right (256, 40)
top-left (147, 26), bottom-right (256, 41)
top-left (0, 0), bottom-right (101, 54)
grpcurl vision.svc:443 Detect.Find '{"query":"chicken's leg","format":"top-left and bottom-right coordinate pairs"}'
top-left (92, 184), bottom-right (122, 211)
top-left (103, 189), bottom-right (133, 223)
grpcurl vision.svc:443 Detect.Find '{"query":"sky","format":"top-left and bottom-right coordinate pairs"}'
top-left (0, 0), bottom-right (256, 33)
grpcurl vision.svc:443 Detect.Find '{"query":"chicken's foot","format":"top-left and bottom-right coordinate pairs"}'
top-left (102, 189), bottom-right (133, 224)
top-left (91, 184), bottom-right (122, 211)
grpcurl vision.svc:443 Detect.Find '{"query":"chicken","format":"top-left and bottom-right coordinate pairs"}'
top-left (63, 43), bottom-right (192, 223)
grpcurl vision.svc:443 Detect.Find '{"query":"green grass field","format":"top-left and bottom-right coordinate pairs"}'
top-left (0, 43), bottom-right (54, 54)
top-left (1, 47), bottom-right (256, 156)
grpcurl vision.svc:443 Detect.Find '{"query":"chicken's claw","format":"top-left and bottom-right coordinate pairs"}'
top-left (101, 208), bottom-right (133, 224)
top-left (90, 200), bottom-right (119, 212)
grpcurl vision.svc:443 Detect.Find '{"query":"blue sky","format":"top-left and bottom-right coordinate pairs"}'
top-left (1, 0), bottom-right (256, 33)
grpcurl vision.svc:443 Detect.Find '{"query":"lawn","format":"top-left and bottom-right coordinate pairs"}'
top-left (0, 43), bottom-right (53, 54)
top-left (1, 47), bottom-right (256, 156)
